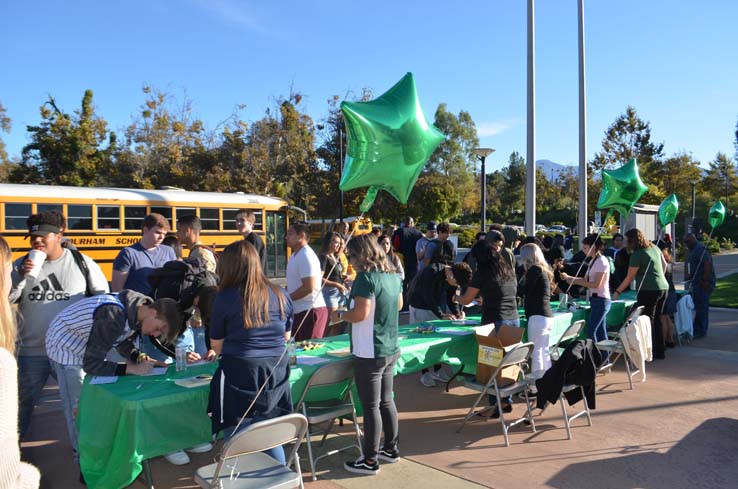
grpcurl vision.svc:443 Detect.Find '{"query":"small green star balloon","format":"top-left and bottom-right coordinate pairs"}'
top-left (339, 72), bottom-right (444, 211)
top-left (597, 158), bottom-right (649, 216)
top-left (708, 200), bottom-right (726, 228)
top-left (658, 194), bottom-right (679, 228)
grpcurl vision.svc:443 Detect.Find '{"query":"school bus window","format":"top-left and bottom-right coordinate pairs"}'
top-left (4, 203), bottom-right (32, 230)
top-left (97, 206), bottom-right (120, 230)
top-left (67, 205), bottom-right (92, 230)
top-left (200, 208), bottom-right (219, 230)
top-left (222, 209), bottom-right (239, 231)
top-left (175, 207), bottom-right (196, 226)
top-left (38, 204), bottom-right (62, 214)
top-left (124, 206), bottom-right (146, 230)
top-left (150, 206), bottom-right (172, 222)
top-left (252, 211), bottom-right (263, 231)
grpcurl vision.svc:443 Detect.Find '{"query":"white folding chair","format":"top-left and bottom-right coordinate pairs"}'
top-left (597, 305), bottom-right (644, 390)
top-left (293, 358), bottom-right (362, 480)
top-left (194, 413), bottom-right (308, 489)
top-left (457, 342), bottom-right (537, 447)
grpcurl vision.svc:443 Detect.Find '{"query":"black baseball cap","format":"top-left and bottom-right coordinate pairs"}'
top-left (28, 223), bottom-right (61, 237)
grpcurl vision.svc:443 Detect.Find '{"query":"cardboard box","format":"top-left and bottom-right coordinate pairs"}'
top-left (475, 324), bottom-right (525, 387)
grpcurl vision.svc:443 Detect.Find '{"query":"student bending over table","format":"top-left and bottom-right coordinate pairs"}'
top-left (44, 290), bottom-right (181, 473)
top-left (332, 234), bottom-right (403, 476)
top-left (207, 241), bottom-right (294, 464)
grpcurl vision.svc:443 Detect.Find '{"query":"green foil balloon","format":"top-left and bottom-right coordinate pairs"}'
top-left (708, 200), bottom-right (726, 228)
top-left (339, 72), bottom-right (444, 206)
top-left (596, 158), bottom-right (649, 216)
top-left (658, 194), bottom-right (679, 227)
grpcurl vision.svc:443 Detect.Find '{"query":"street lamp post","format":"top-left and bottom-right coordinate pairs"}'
top-left (690, 180), bottom-right (697, 219)
top-left (472, 148), bottom-right (495, 231)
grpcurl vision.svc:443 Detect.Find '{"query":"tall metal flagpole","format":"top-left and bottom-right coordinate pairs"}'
top-left (525, 0), bottom-right (536, 236)
top-left (577, 0), bottom-right (588, 243)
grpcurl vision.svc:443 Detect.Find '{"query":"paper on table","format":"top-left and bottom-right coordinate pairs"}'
top-left (296, 356), bottom-right (331, 366)
top-left (143, 367), bottom-right (168, 376)
top-left (437, 329), bottom-right (475, 336)
top-left (90, 376), bottom-right (118, 385)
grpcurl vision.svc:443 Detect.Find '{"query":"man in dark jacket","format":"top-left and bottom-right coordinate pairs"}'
top-left (392, 216), bottom-right (423, 310)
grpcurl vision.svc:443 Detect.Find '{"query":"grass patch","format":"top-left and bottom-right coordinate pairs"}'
top-left (709, 273), bottom-right (738, 308)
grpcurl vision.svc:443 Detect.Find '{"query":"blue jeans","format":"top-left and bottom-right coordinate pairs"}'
top-left (692, 287), bottom-right (711, 337)
top-left (192, 327), bottom-right (208, 356)
top-left (587, 297), bottom-right (611, 343)
top-left (223, 422), bottom-right (286, 465)
top-left (141, 327), bottom-right (195, 363)
top-left (50, 360), bottom-right (85, 464)
top-left (17, 355), bottom-right (56, 439)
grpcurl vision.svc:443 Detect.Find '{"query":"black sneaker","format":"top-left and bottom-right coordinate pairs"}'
top-left (377, 448), bottom-right (400, 464)
top-left (345, 458), bottom-right (380, 475)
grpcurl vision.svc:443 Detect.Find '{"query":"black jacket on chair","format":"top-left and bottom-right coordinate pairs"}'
top-left (535, 339), bottom-right (602, 410)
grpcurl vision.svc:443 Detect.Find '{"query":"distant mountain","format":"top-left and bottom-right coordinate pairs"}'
top-left (537, 159), bottom-right (577, 180)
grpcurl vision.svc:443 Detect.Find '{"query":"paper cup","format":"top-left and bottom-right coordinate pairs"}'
top-left (26, 250), bottom-right (47, 280)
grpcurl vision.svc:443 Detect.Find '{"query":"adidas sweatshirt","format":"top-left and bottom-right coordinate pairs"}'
top-left (10, 248), bottom-right (109, 356)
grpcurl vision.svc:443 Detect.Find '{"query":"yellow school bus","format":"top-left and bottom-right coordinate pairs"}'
top-left (0, 183), bottom-right (290, 279)
top-left (306, 216), bottom-right (374, 245)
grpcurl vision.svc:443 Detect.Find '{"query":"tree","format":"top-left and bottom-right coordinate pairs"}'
top-left (656, 152), bottom-right (703, 200)
top-left (704, 152), bottom-right (738, 209)
top-left (16, 90), bottom-right (112, 186)
top-left (591, 106), bottom-right (664, 202)
top-left (115, 86), bottom-right (207, 189)
top-left (425, 104), bottom-right (479, 216)
top-left (0, 101), bottom-right (10, 165)
top-left (498, 152), bottom-right (526, 217)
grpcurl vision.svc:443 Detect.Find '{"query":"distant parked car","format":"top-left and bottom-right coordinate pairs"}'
top-left (546, 225), bottom-right (569, 234)
top-left (535, 224), bottom-right (547, 233)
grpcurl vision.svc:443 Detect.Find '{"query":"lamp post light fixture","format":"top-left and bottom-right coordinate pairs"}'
top-left (472, 148), bottom-right (495, 231)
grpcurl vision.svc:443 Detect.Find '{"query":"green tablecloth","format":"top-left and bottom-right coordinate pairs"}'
top-left (77, 302), bottom-right (633, 489)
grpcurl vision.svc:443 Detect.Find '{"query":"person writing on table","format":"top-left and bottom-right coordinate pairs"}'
top-left (331, 234), bottom-right (403, 476)
top-left (207, 241), bottom-right (294, 464)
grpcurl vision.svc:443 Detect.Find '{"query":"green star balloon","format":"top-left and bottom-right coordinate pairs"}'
top-left (596, 158), bottom-right (649, 216)
top-left (658, 194), bottom-right (679, 228)
top-left (708, 200), bottom-right (726, 228)
top-left (339, 72), bottom-right (444, 211)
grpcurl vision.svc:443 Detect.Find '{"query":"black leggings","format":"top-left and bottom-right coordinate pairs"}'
top-left (636, 289), bottom-right (667, 357)
top-left (353, 352), bottom-right (400, 460)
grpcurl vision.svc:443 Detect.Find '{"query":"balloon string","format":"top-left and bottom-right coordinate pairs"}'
top-left (555, 208), bottom-right (613, 311)
top-left (227, 212), bottom-right (366, 439)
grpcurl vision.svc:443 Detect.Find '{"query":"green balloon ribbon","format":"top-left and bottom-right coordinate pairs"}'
top-left (708, 201), bottom-right (726, 228)
top-left (658, 194), bottom-right (679, 228)
top-left (596, 158), bottom-right (649, 216)
top-left (339, 72), bottom-right (444, 209)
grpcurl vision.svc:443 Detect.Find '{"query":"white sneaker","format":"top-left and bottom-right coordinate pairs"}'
top-left (432, 369), bottom-right (452, 383)
top-left (164, 450), bottom-right (190, 465)
top-left (186, 442), bottom-right (213, 453)
top-left (419, 371), bottom-right (437, 387)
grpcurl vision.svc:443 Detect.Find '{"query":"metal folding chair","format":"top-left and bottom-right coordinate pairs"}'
top-left (457, 342), bottom-right (537, 447)
top-left (551, 319), bottom-right (586, 362)
top-left (194, 413), bottom-right (308, 489)
top-left (558, 384), bottom-right (593, 439)
top-left (293, 358), bottom-right (362, 480)
top-left (597, 305), bottom-right (645, 390)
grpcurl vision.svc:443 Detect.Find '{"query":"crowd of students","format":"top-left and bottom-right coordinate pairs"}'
top-left (0, 211), bottom-right (717, 484)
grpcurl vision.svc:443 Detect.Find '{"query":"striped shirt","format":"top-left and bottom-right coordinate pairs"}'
top-left (46, 294), bottom-right (127, 366)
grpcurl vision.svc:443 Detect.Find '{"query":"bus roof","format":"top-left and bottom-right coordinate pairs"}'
top-left (0, 183), bottom-right (287, 207)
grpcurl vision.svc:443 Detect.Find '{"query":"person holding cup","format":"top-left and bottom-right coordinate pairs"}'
top-left (9, 212), bottom-right (108, 455)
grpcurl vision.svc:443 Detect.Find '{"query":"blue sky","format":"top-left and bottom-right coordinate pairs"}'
top-left (1, 0), bottom-right (737, 173)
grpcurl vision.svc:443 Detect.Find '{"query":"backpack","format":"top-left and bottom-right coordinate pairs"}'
top-left (190, 243), bottom-right (220, 264)
top-left (147, 257), bottom-right (218, 313)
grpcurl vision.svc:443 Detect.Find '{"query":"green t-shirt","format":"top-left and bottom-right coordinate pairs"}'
top-left (348, 270), bottom-right (402, 359)
top-left (628, 246), bottom-right (669, 291)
